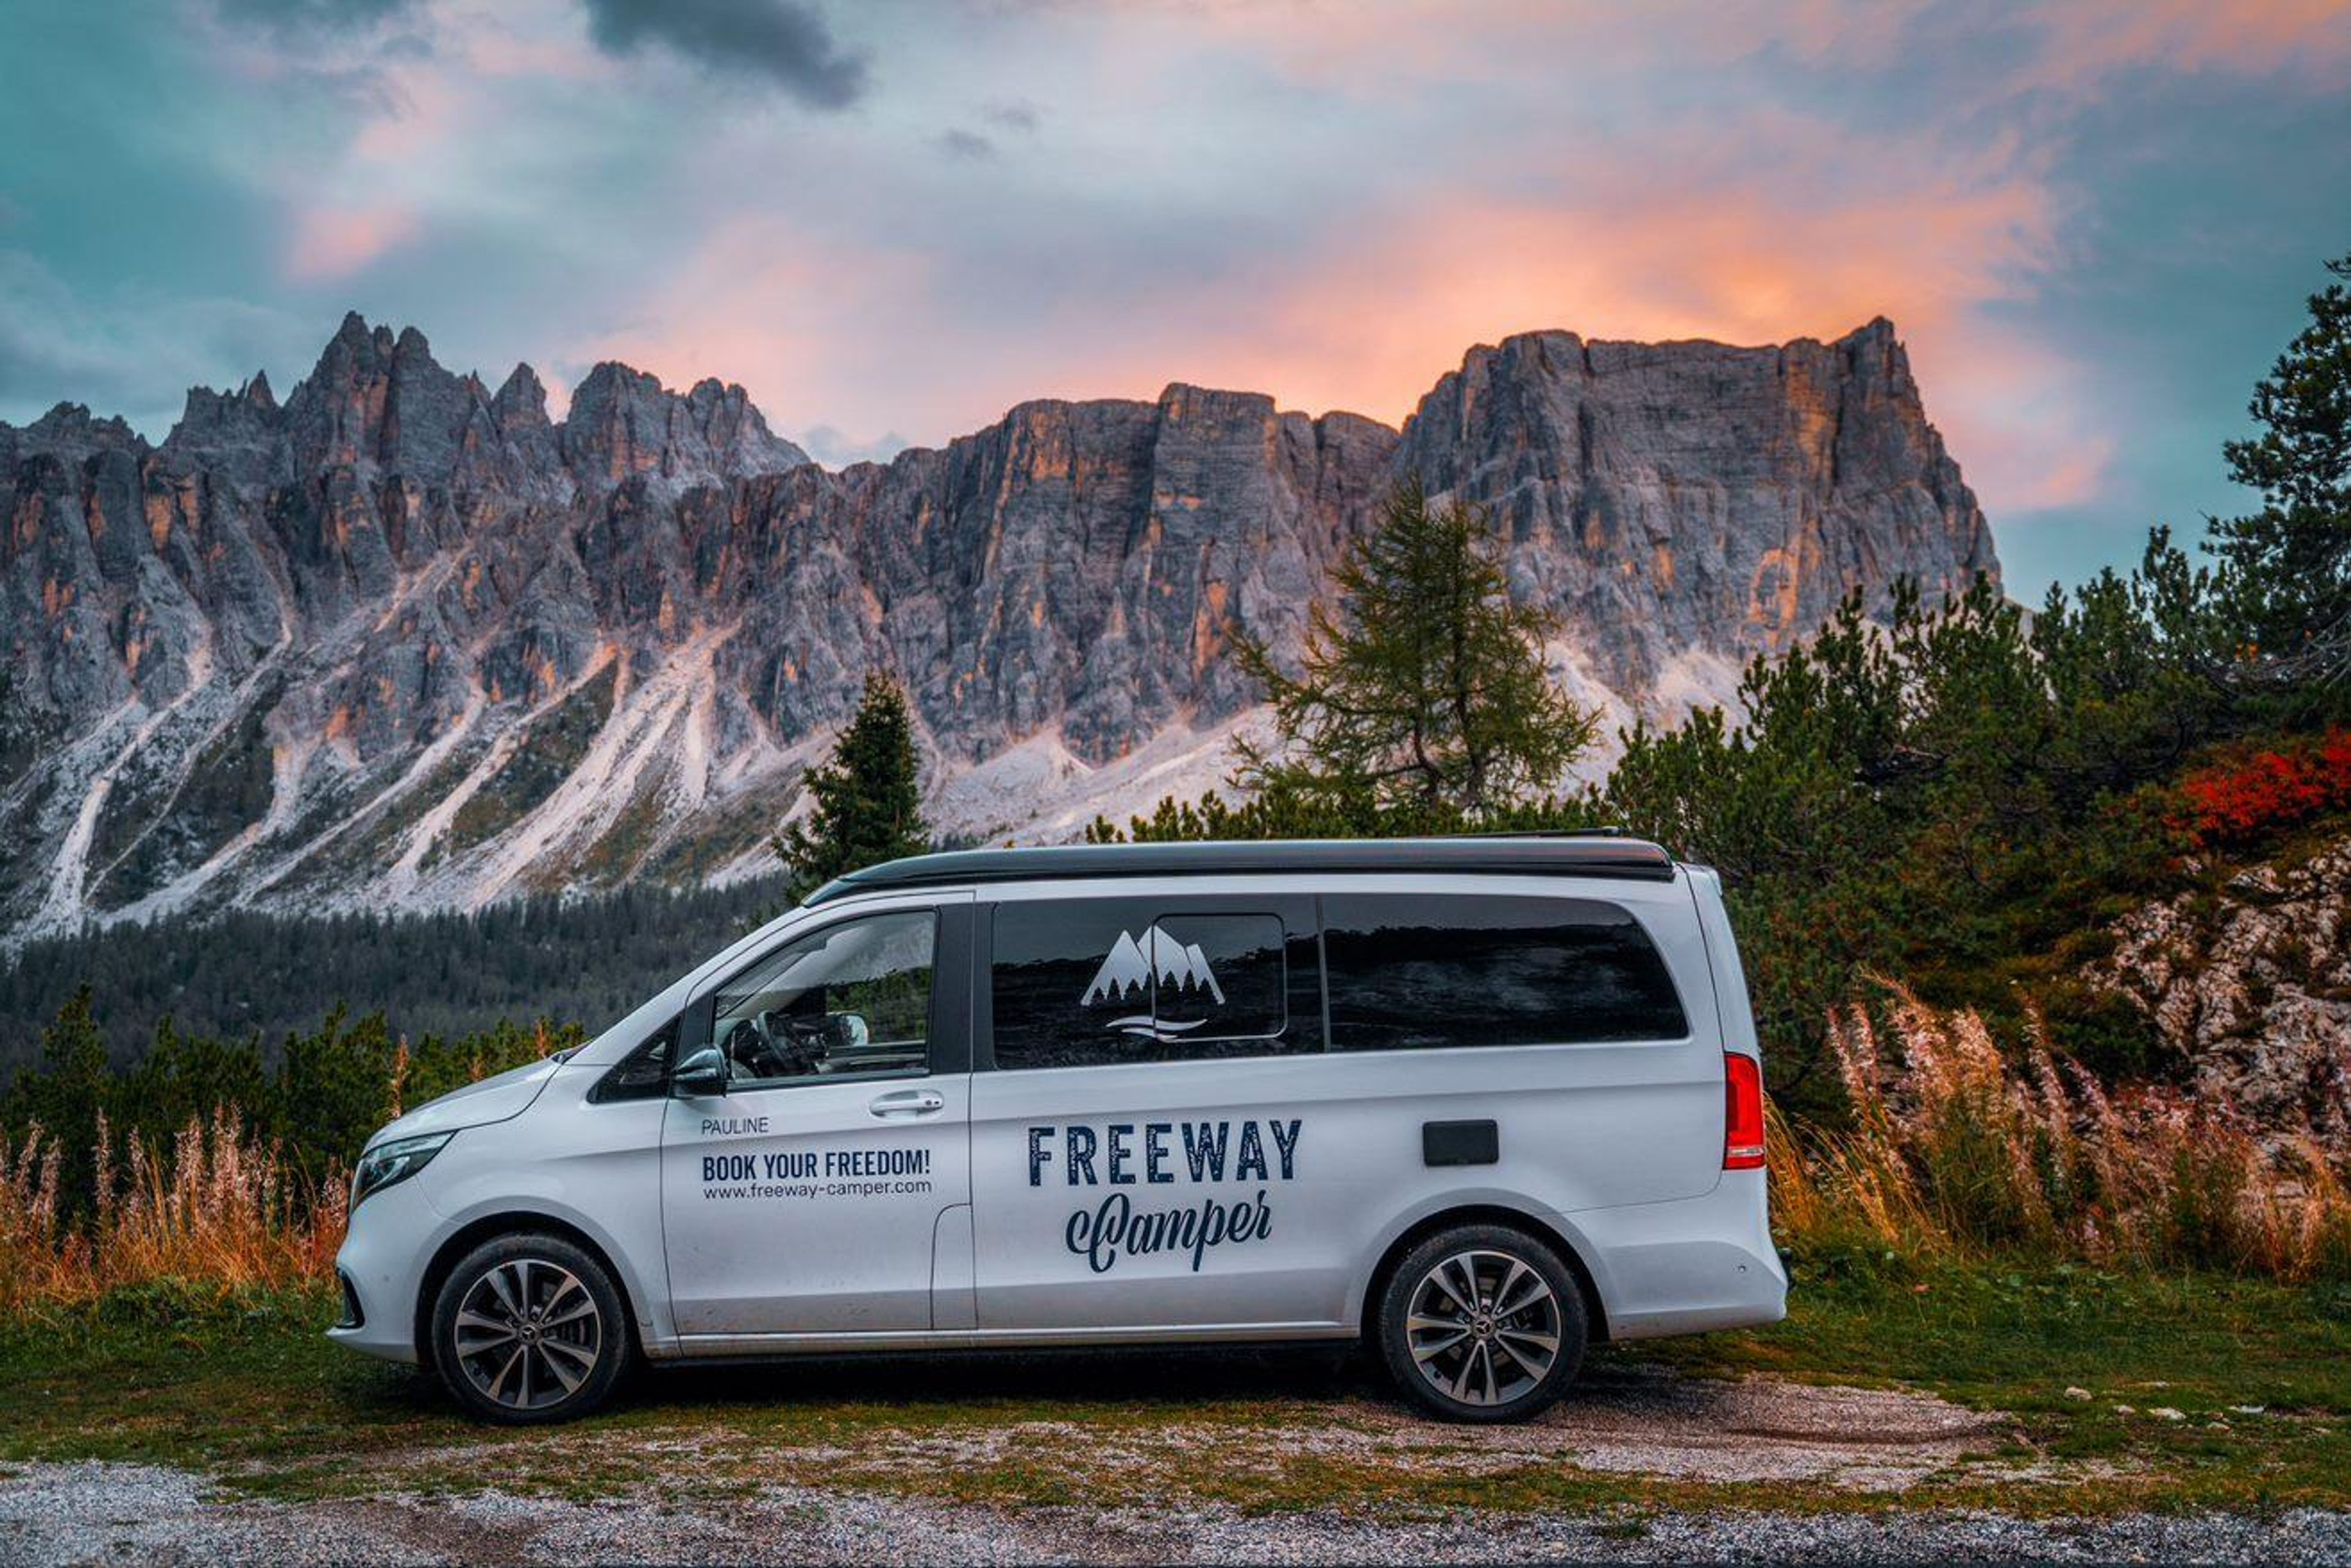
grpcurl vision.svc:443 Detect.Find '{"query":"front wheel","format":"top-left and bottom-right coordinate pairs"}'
top-left (429, 1233), bottom-right (630, 1424)
top-left (1374, 1224), bottom-right (1588, 1422)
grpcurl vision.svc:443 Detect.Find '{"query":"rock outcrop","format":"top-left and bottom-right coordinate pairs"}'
top-left (2091, 839), bottom-right (2351, 1154)
top-left (0, 314), bottom-right (1995, 939)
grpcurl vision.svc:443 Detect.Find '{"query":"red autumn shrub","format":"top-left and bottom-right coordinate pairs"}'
top-left (2172, 729), bottom-right (2351, 846)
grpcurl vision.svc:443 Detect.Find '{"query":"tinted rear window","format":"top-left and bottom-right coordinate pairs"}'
top-left (1321, 893), bottom-right (1689, 1050)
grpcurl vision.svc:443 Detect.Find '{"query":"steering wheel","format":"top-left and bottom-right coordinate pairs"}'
top-left (723, 1006), bottom-right (840, 1079)
top-left (765, 1008), bottom-right (836, 1077)
top-left (722, 1016), bottom-right (782, 1079)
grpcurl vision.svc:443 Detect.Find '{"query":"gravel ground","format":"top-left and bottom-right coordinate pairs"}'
top-left (4, 1460), bottom-right (2351, 1566)
top-left (0, 1368), bottom-right (2335, 1564)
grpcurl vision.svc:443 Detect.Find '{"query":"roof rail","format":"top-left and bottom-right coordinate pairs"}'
top-left (1450, 826), bottom-right (1629, 839)
top-left (801, 835), bottom-right (1678, 906)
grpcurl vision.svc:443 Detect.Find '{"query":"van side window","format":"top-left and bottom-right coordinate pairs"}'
top-left (991, 900), bottom-right (1319, 1070)
top-left (710, 910), bottom-right (936, 1087)
top-left (1322, 894), bottom-right (1689, 1050)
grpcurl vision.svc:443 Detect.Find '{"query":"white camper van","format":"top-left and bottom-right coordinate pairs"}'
top-left (329, 837), bottom-right (1785, 1425)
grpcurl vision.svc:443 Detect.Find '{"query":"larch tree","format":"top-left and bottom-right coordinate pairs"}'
top-left (1231, 478), bottom-right (1597, 815)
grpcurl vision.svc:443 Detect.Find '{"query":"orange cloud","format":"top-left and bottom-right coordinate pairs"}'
top-left (586, 135), bottom-right (2109, 532)
top-left (285, 203), bottom-right (422, 281)
top-left (1126, 167), bottom-right (2108, 525)
top-left (564, 216), bottom-right (937, 435)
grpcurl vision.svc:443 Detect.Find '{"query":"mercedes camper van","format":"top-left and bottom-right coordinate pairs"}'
top-left (330, 837), bottom-right (1785, 1425)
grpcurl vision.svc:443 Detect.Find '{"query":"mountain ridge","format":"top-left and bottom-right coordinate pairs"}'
top-left (0, 312), bottom-right (1996, 943)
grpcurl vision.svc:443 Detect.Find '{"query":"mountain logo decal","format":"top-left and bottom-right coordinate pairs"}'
top-left (1081, 925), bottom-right (1226, 1039)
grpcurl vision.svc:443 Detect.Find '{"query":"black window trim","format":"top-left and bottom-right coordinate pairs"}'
top-left (587, 1013), bottom-right (683, 1105)
top-left (1313, 892), bottom-right (1335, 1054)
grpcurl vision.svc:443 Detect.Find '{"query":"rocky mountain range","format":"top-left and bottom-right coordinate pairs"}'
top-left (0, 312), bottom-right (1996, 940)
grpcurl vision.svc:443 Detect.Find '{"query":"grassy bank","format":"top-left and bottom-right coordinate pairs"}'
top-left (2, 1244), bottom-right (2345, 1518)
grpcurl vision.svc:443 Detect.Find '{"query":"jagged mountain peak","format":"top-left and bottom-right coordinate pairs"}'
top-left (560, 359), bottom-right (810, 486)
top-left (160, 369), bottom-right (289, 458)
top-left (491, 363), bottom-right (551, 429)
top-left (682, 373), bottom-right (747, 404)
top-left (296, 310), bottom-right (437, 394)
top-left (165, 382), bottom-right (283, 458)
top-left (147, 314), bottom-right (820, 493)
top-left (18, 402), bottom-right (141, 449)
top-left (327, 307), bottom-right (375, 350)
top-left (568, 358), bottom-right (662, 400)
top-left (566, 359), bottom-right (765, 411)
top-left (0, 313), bottom-right (1995, 945)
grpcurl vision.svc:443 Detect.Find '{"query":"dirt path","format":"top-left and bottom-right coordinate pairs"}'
top-left (721, 1362), bottom-right (2025, 1494)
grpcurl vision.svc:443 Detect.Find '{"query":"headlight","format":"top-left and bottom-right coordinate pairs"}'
top-left (351, 1131), bottom-right (453, 1209)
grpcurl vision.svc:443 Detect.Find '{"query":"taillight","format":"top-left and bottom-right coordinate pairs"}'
top-left (1723, 1052), bottom-right (1766, 1170)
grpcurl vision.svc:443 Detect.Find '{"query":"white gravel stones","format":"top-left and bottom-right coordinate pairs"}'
top-left (4, 1462), bottom-right (2351, 1566)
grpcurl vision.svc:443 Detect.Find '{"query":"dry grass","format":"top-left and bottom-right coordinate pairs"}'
top-left (4, 983), bottom-right (2347, 1315)
top-left (1781, 976), bottom-right (2351, 1281)
top-left (0, 1111), bottom-right (344, 1315)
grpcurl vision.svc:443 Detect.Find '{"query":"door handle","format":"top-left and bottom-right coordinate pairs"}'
top-left (869, 1088), bottom-right (947, 1118)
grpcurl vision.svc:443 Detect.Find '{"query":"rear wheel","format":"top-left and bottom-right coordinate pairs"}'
top-left (429, 1233), bottom-right (629, 1425)
top-left (1374, 1223), bottom-right (1587, 1423)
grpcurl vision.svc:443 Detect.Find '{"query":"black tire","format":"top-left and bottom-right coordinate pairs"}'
top-left (1374, 1223), bottom-right (1588, 1423)
top-left (429, 1232), bottom-right (630, 1425)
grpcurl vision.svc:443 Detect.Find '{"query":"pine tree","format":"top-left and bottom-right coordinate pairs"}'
top-left (1232, 478), bottom-right (1597, 813)
top-left (773, 672), bottom-right (931, 902)
top-left (9, 986), bottom-right (113, 1217)
top-left (2215, 252), bottom-right (2351, 685)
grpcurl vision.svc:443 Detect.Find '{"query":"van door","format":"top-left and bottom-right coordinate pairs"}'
top-left (969, 893), bottom-right (1346, 1333)
top-left (661, 897), bottom-right (972, 1341)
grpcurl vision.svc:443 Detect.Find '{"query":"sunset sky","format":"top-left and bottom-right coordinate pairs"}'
top-left (2, 0), bottom-right (2347, 595)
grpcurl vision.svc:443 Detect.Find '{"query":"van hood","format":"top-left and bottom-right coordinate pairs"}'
top-left (367, 1055), bottom-right (566, 1147)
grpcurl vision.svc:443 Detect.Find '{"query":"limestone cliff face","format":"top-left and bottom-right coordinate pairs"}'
top-left (0, 313), bottom-right (1994, 937)
top-left (1393, 319), bottom-right (1994, 691)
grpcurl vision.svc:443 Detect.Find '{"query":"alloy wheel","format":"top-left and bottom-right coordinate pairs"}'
top-left (1403, 1248), bottom-right (1563, 1407)
top-left (451, 1256), bottom-right (603, 1412)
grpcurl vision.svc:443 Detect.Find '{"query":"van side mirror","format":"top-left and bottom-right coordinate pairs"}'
top-left (672, 1045), bottom-right (729, 1098)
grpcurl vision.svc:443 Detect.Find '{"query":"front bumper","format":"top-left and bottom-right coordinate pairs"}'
top-left (325, 1174), bottom-right (442, 1365)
